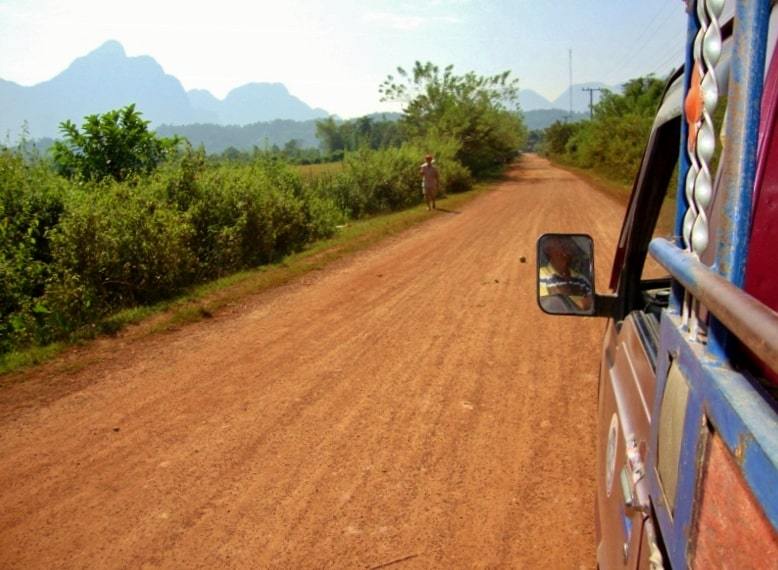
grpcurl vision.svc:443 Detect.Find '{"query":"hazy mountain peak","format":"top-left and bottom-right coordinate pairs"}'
top-left (227, 82), bottom-right (290, 98)
top-left (188, 88), bottom-right (218, 98)
top-left (519, 89), bottom-right (553, 112)
top-left (214, 82), bottom-right (326, 125)
top-left (64, 39), bottom-right (165, 79)
top-left (88, 39), bottom-right (126, 59)
top-left (1, 41), bottom-right (331, 139)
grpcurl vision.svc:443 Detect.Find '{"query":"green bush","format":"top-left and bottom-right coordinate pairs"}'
top-left (438, 158), bottom-right (473, 194)
top-left (0, 147), bottom-right (346, 354)
top-left (186, 159), bottom-right (339, 278)
top-left (44, 182), bottom-right (195, 331)
top-left (318, 136), bottom-right (472, 219)
top-left (542, 76), bottom-right (664, 184)
top-left (1, 126), bottom-right (475, 357)
top-left (341, 146), bottom-right (422, 215)
top-left (0, 150), bottom-right (68, 350)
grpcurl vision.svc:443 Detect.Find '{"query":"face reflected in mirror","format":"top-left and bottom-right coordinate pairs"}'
top-left (537, 234), bottom-right (595, 315)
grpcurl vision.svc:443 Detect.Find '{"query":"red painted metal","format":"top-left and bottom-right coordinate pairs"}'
top-left (744, 43), bottom-right (778, 385)
top-left (692, 434), bottom-right (778, 569)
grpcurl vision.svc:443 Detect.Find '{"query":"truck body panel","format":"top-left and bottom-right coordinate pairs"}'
top-left (537, 1), bottom-right (778, 566)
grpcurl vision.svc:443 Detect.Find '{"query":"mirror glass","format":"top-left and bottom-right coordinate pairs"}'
top-left (536, 234), bottom-right (595, 316)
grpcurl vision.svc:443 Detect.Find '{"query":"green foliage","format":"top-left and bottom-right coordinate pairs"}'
top-left (44, 182), bottom-right (196, 330)
top-left (542, 121), bottom-right (583, 156)
top-left (0, 150), bottom-right (67, 350)
top-left (380, 62), bottom-right (527, 176)
top-left (2, 96), bottom-right (480, 359)
top-left (313, 136), bottom-right (470, 219)
top-left (183, 159), bottom-right (340, 278)
top-left (52, 104), bottom-right (179, 182)
top-left (339, 146), bottom-right (423, 216)
top-left (315, 115), bottom-right (404, 156)
top-left (595, 77), bottom-right (665, 119)
top-left (0, 145), bottom-right (348, 355)
top-left (542, 76), bottom-right (665, 183)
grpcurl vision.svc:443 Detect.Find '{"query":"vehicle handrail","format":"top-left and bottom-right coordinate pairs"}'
top-left (649, 237), bottom-right (778, 372)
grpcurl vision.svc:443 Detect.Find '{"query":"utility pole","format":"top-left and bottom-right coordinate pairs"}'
top-left (581, 87), bottom-right (605, 119)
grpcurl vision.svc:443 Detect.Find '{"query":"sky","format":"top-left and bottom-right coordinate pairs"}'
top-left (0, 0), bottom-right (689, 118)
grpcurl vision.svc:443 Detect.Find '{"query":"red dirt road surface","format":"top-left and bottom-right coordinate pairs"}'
top-left (0, 155), bottom-right (626, 569)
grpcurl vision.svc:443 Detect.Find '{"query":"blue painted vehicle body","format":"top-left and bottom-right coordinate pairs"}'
top-left (538, 1), bottom-right (778, 566)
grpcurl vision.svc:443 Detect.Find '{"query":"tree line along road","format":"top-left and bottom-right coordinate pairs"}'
top-left (0, 154), bottom-right (626, 569)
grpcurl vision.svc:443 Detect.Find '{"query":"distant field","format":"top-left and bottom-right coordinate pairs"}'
top-left (296, 162), bottom-right (343, 180)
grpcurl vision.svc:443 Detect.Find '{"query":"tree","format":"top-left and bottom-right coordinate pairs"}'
top-left (315, 115), bottom-right (404, 156)
top-left (594, 77), bottom-right (665, 120)
top-left (379, 62), bottom-right (527, 175)
top-left (543, 121), bottom-right (582, 156)
top-left (52, 104), bottom-right (179, 182)
top-left (542, 76), bottom-right (666, 182)
top-left (315, 117), bottom-right (346, 155)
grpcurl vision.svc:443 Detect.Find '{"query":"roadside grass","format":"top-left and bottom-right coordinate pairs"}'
top-left (0, 184), bottom-right (489, 376)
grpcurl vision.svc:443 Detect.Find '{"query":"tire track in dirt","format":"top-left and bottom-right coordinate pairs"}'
top-left (0, 155), bottom-right (627, 569)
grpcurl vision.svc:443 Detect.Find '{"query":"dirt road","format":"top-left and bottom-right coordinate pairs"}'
top-left (0, 155), bottom-right (626, 569)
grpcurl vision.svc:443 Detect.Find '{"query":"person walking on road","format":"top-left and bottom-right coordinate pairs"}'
top-left (420, 154), bottom-right (440, 211)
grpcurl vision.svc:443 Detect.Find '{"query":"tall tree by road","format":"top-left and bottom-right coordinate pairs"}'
top-left (379, 62), bottom-right (527, 176)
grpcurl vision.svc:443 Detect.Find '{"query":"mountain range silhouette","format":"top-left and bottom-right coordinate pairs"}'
top-left (0, 40), bottom-right (329, 140)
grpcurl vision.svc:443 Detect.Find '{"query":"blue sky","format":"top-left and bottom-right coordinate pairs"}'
top-left (0, 0), bottom-right (689, 117)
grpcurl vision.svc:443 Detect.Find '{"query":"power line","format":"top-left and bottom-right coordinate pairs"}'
top-left (604, 3), bottom-right (671, 79)
top-left (636, 31), bottom-right (687, 79)
top-left (605, 3), bottom-right (680, 84)
top-left (649, 46), bottom-right (685, 79)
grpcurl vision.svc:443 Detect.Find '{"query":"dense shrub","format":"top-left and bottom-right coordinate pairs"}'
top-left (187, 161), bottom-right (329, 277)
top-left (340, 146), bottom-right (423, 215)
top-left (44, 183), bottom-right (196, 331)
top-left (542, 76), bottom-right (665, 183)
top-left (317, 138), bottom-right (472, 219)
top-left (2, 117), bottom-right (479, 357)
top-left (542, 121), bottom-right (583, 157)
top-left (438, 157), bottom-right (474, 194)
top-left (0, 150), bottom-right (67, 350)
top-left (1, 150), bottom-right (345, 354)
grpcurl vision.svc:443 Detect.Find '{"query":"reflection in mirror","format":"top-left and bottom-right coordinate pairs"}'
top-left (537, 234), bottom-right (595, 316)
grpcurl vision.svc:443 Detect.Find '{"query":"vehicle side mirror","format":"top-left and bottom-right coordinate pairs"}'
top-left (536, 233), bottom-right (596, 316)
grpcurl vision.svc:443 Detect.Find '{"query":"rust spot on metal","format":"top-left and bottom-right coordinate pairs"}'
top-left (734, 433), bottom-right (754, 466)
